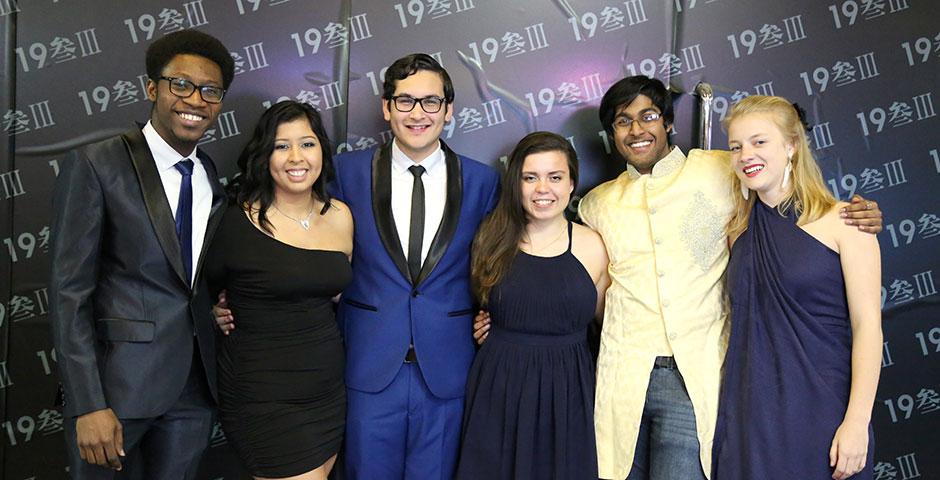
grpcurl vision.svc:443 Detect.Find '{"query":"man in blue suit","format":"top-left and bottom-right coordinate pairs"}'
top-left (335, 53), bottom-right (499, 479)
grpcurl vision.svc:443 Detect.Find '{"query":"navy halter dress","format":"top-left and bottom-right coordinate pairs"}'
top-left (457, 222), bottom-right (598, 479)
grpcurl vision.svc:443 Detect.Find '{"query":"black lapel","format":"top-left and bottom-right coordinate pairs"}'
top-left (122, 128), bottom-right (189, 289)
top-left (370, 142), bottom-right (410, 282)
top-left (416, 140), bottom-right (463, 285)
top-left (193, 150), bottom-right (226, 283)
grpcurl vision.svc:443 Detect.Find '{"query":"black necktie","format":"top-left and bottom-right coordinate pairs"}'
top-left (174, 159), bottom-right (194, 284)
top-left (407, 165), bottom-right (426, 283)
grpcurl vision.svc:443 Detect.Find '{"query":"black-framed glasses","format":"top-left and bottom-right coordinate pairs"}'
top-left (613, 111), bottom-right (662, 130)
top-left (158, 76), bottom-right (226, 104)
top-left (390, 95), bottom-right (446, 113)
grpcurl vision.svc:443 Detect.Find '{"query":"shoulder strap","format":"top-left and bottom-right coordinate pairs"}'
top-left (565, 220), bottom-right (573, 253)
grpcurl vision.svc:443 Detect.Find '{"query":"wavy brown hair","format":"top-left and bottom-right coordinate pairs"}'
top-left (471, 131), bottom-right (578, 306)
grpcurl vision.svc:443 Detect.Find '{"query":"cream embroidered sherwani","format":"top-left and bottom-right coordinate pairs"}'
top-left (579, 147), bottom-right (733, 479)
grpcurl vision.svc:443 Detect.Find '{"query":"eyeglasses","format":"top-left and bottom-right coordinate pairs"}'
top-left (390, 95), bottom-right (446, 113)
top-left (158, 76), bottom-right (226, 104)
top-left (613, 111), bottom-right (662, 130)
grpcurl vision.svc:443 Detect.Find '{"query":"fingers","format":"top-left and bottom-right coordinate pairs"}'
top-left (472, 324), bottom-right (490, 344)
top-left (110, 422), bottom-right (125, 469)
top-left (833, 451), bottom-right (849, 480)
top-left (841, 206), bottom-right (880, 219)
top-left (81, 440), bottom-right (110, 467)
top-left (472, 310), bottom-right (491, 345)
top-left (829, 439), bottom-right (838, 468)
top-left (217, 290), bottom-right (228, 308)
top-left (90, 444), bottom-right (107, 467)
top-left (831, 447), bottom-right (865, 480)
top-left (213, 304), bottom-right (235, 335)
top-left (842, 202), bottom-right (883, 233)
top-left (104, 442), bottom-right (123, 470)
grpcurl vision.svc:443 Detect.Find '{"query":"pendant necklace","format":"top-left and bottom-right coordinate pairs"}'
top-left (273, 203), bottom-right (315, 230)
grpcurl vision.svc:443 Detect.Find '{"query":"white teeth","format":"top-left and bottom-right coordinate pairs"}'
top-left (533, 199), bottom-right (553, 205)
top-left (287, 169), bottom-right (307, 177)
top-left (630, 140), bottom-right (652, 148)
top-left (178, 112), bottom-right (203, 122)
top-left (744, 165), bottom-right (764, 174)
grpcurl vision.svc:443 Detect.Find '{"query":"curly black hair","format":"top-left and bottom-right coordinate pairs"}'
top-left (230, 101), bottom-right (335, 234)
top-left (145, 29), bottom-right (235, 90)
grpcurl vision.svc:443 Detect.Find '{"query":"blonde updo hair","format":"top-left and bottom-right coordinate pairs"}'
top-left (722, 95), bottom-right (837, 241)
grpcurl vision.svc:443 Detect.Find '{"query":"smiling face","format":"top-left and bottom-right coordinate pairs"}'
top-left (268, 118), bottom-right (323, 200)
top-left (727, 112), bottom-right (795, 204)
top-left (382, 69), bottom-right (454, 162)
top-left (519, 150), bottom-right (574, 223)
top-left (146, 53), bottom-right (224, 157)
top-left (612, 94), bottom-right (672, 174)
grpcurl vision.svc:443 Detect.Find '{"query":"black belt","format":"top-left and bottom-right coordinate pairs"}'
top-left (653, 356), bottom-right (678, 369)
top-left (404, 345), bottom-right (418, 364)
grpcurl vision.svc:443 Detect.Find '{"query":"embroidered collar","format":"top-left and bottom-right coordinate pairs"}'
top-left (625, 146), bottom-right (685, 180)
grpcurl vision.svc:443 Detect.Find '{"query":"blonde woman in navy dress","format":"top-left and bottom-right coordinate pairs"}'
top-left (712, 96), bottom-right (882, 480)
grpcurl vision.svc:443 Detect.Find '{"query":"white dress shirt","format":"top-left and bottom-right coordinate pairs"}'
top-left (142, 121), bottom-right (212, 284)
top-left (390, 139), bottom-right (447, 267)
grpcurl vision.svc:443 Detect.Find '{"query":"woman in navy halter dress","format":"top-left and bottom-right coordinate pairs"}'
top-left (713, 97), bottom-right (882, 480)
top-left (457, 132), bottom-right (609, 479)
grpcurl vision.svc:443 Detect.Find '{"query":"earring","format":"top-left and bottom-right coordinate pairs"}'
top-left (740, 181), bottom-right (749, 200)
top-left (781, 160), bottom-right (792, 191)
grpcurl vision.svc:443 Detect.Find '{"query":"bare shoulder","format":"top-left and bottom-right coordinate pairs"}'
top-left (320, 198), bottom-right (349, 223)
top-left (572, 222), bottom-right (605, 251)
top-left (326, 198), bottom-right (351, 217)
top-left (318, 198), bottom-right (352, 234)
top-left (571, 223), bottom-right (609, 280)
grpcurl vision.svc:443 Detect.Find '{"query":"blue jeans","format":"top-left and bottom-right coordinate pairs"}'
top-left (626, 356), bottom-right (707, 480)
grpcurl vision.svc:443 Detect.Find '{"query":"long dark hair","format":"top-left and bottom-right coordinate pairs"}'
top-left (230, 100), bottom-right (335, 234)
top-left (471, 131), bottom-right (579, 305)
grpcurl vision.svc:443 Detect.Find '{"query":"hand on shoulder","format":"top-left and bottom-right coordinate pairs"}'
top-left (828, 202), bottom-right (879, 253)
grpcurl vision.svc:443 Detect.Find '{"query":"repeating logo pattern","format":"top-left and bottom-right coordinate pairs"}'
top-left (2, 0), bottom-right (936, 478)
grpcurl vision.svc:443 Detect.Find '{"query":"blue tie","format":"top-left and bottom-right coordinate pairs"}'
top-left (174, 159), bottom-right (194, 284)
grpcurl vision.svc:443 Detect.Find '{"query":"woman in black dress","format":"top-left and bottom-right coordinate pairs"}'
top-left (206, 101), bottom-right (352, 479)
top-left (457, 132), bottom-right (610, 479)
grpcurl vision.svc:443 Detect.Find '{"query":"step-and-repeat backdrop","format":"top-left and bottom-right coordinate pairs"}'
top-left (1, 0), bottom-right (937, 478)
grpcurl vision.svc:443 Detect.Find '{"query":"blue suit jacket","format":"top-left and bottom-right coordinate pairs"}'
top-left (333, 140), bottom-right (499, 399)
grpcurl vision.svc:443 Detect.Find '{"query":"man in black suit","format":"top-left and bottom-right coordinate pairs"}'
top-left (49, 29), bottom-right (234, 479)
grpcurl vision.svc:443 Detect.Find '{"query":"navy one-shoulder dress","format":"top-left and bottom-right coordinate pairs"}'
top-left (713, 201), bottom-right (873, 479)
top-left (457, 222), bottom-right (598, 479)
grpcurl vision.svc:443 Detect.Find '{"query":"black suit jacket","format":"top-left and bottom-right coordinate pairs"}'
top-left (49, 127), bottom-right (225, 419)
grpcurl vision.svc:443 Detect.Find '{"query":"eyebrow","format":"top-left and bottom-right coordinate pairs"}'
top-left (522, 170), bottom-right (567, 175)
top-left (274, 136), bottom-right (317, 141)
top-left (615, 108), bottom-right (660, 118)
top-left (167, 74), bottom-right (221, 86)
top-left (728, 132), bottom-right (769, 143)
